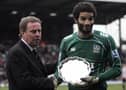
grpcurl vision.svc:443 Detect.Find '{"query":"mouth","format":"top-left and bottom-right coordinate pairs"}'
top-left (84, 25), bottom-right (91, 30)
top-left (35, 39), bottom-right (41, 42)
top-left (80, 26), bottom-right (92, 34)
top-left (33, 39), bottom-right (41, 44)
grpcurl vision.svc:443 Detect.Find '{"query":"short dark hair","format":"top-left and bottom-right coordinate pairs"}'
top-left (72, 2), bottom-right (97, 20)
top-left (19, 16), bottom-right (41, 33)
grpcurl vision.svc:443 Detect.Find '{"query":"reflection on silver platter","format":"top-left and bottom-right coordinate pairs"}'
top-left (58, 56), bottom-right (91, 84)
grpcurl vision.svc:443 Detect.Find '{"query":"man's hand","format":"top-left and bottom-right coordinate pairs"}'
top-left (71, 81), bottom-right (89, 87)
top-left (80, 76), bottom-right (99, 84)
top-left (48, 74), bottom-right (58, 89)
top-left (71, 76), bottom-right (99, 88)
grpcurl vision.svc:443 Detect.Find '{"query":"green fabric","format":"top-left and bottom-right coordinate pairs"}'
top-left (56, 30), bottom-right (121, 90)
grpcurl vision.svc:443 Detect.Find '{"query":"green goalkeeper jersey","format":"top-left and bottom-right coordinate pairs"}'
top-left (56, 30), bottom-right (121, 90)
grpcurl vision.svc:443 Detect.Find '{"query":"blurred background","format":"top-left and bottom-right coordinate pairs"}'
top-left (0, 0), bottom-right (126, 89)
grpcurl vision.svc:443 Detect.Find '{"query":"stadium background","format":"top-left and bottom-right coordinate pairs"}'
top-left (0, 0), bottom-right (126, 90)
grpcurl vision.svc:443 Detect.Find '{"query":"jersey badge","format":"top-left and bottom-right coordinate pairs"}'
top-left (93, 44), bottom-right (100, 53)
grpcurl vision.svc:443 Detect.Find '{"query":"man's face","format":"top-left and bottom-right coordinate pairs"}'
top-left (22, 22), bottom-right (42, 47)
top-left (75, 12), bottom-right (94, 34)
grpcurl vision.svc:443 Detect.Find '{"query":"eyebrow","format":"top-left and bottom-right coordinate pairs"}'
top-left (30, 29), bottom-right (41, 33)
top-left (80, 16), bottom-right (94, 20)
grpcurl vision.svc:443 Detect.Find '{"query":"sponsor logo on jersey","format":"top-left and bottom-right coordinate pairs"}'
top-left (70, 47), bottom-right (76, 52)
top-left (93, 44), bottom-right (100, 53)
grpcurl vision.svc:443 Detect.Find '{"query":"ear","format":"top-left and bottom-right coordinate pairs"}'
top-left (19, 31), bottom-right (24, 37)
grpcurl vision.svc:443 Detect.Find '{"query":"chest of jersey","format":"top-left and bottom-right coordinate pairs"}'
top-left (66, 40), bottom-right (107, 62)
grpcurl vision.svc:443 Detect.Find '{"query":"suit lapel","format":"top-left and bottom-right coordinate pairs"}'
top-left (18, 40), bottom-right (47, 74)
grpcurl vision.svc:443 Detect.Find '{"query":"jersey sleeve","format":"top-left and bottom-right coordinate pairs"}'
top-left (58, 39), bottom-right (67, 63)
top-left (54, 38), bottom-right (67, 84)
top-left (98, 35), bottom-right (121, 82)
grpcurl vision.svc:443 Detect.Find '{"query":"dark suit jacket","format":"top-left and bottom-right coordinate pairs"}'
top-left (6, 40), bottom-right (56, 90)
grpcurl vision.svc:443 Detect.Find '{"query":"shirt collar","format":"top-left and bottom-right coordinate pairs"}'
top-left (21, 38), bottom-right (33, 51)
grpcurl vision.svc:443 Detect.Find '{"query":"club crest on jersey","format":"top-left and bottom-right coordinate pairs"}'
top-left (93, 44), bottom-right (100, 53)
top-left (112, 49), bottom-right (119, 58)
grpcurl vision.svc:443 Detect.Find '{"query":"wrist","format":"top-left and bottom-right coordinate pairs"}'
top-left (92, 76), bottom-right (99, 83)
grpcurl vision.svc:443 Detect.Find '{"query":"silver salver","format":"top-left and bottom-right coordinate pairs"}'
top-left (58, 56), bottom-right (91, 84)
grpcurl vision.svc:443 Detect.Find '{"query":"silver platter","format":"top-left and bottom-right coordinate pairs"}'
top-left (58, 56), bottom-right (91, 84)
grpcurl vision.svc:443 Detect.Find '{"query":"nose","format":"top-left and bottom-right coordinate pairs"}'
top-left (35, 30), bottom-right (41, 36)
top-left (85, 19), bottom-right (91, 25)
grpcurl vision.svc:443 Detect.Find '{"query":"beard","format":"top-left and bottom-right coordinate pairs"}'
top-left (78, 24), bottom-right (93, 34)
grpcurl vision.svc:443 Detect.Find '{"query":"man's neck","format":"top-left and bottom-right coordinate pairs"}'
top-left (77, 31), bottom-right (93, 39)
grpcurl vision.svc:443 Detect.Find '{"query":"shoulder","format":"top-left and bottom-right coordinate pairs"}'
top-left (94, 30), bottom-right (115, 41)
top-left (64, 33), bottom-right (75, 40)
top-left (94, 30), bottom-right (116, 48)
top-left (7, 41), bottom-right (23, 56)
top-left (94, 30), bottom-right (109, 38)
top-left (61, 33), bottom-right (76, 43)
top-left (59, 33), bottom-right (77, 49)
